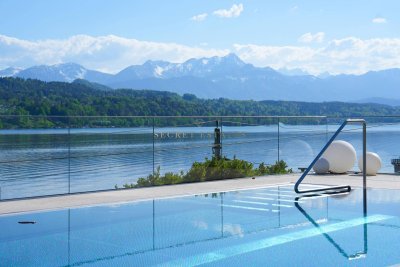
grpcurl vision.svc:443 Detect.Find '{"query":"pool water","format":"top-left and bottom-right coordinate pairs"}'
top-left (1, 184), bottom-right (400, 266)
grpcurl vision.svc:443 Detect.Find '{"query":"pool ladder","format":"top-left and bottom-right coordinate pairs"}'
top-left (294, 119), bottom-right (367, 195)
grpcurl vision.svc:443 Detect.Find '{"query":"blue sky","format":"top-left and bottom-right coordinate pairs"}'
top-left (0, 0), bottom-right (399, 74)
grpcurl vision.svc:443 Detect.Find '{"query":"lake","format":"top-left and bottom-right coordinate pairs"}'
top-left (0, 124), bottom-right (399, 200)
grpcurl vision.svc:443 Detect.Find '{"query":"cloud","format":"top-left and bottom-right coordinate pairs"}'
top-left (0, 34), bottom-right (229, 73)
top-left (2, 34), bottom-right (400, 75)
top-left (213, 3), bottom-right (243, 18)
top-left (234, 37), bottom-right (400, 75)
top-left (372, 17), bottom-right (387, 24)
top-left (298, 32), bottom-right (325, 43)
top-left (191, 13), bottom-right (208, 22)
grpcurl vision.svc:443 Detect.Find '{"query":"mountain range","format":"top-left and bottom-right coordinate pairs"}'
top-left (1, 53), bottom-right (400, 104)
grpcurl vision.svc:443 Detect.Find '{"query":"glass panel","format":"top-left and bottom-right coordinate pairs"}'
top-left (364, 117), bottom-right (400, 173)
top-left (222, 117), bottom-right (279, 177)
top-left (152, 117), bottom-right (219, 186)
top-left (69, 116), bottom-right (153, 192)
top-left (329, 116), bottom-right (400, 174)
top-left (327, 117), bottom-right (364, 173)
top-left (279, 117), bottom-right (328, 172)
top-left (0, 115), bottom-right (69, 199)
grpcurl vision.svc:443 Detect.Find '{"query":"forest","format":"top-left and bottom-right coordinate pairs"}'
top-left (1, 77), bottom-right (399, 128)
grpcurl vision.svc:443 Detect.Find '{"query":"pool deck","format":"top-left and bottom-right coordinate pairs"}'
top-left (0, 172), bottom-right (399, 215)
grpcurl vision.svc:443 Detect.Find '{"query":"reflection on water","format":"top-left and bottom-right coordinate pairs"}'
top-left (0, 124), bottom-right (399, 199)
top-left (1, 186), bottom-right (400, 266)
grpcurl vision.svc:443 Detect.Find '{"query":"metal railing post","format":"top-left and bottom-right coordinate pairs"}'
top-left (325, 117), bottom-right (329, 143)
top-left (152, 117), bottom-right (155, 177)
top-left (277, 118), bottom-right (280, 162)
top-left (68, 117), bottom-right (71, 194)
top-left (219, 117), bottom-right (223, 179)
top-left (363, 122), bottom-right (367, 215)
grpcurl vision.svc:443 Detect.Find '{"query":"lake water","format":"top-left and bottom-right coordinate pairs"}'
top-left (0, 124), bottom-right (399, 200)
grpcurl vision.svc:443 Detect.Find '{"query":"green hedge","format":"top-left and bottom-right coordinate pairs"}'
top-left (117, 157), bottom-right (292, 189)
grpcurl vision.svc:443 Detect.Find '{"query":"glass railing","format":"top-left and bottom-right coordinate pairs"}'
top-left (0, 115), bottom-right (398, 200)
top-left (327, 116), bottom-right (400, 173)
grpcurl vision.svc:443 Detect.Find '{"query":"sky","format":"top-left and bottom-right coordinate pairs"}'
top-left (0, 0), bottom-right (399, 74)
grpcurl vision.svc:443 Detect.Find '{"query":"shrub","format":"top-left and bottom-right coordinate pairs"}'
top-left (119, 157), bottom-right (292, 189)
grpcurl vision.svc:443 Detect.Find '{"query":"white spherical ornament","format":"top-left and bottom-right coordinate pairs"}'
top-left (358, 152), bottom-right (382, 176)
top-left (313, 157), bottom-right (329, 174)
top-left (323, 140), bottom-right (356, 174)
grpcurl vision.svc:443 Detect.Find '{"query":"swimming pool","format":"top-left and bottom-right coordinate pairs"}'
top-left (1, 184), bottom-right (399, 266)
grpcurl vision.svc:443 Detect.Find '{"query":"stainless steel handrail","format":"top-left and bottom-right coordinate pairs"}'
top-left (294, 119), bottom-right (366, 194)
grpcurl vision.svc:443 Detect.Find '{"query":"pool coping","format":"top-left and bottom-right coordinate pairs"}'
top-left (0, 172), bottom-right (399, 216)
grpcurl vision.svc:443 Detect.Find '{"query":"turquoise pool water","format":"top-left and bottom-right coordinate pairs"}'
top-left (1, 184), bottom-right (400, 266)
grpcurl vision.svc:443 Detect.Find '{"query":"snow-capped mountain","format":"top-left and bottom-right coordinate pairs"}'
top-left (1, 53), bottom-right (263, 81)
top-left (114, 60), bottom-right (172, 80)
top-left (17, 63), bottom-right (87, 82)
top-left (0, 67), bottom-right (22, 77)
top-left (114, 53), bottom-right (261, 80)
top-left (277, 67), bottom-right (310, 76)
top-left (4, 63), bottom-right (112, 83)
top-left (105, 53), bottom-right (293, 99)
top-left (2, 54), bottom-right (400, 102)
